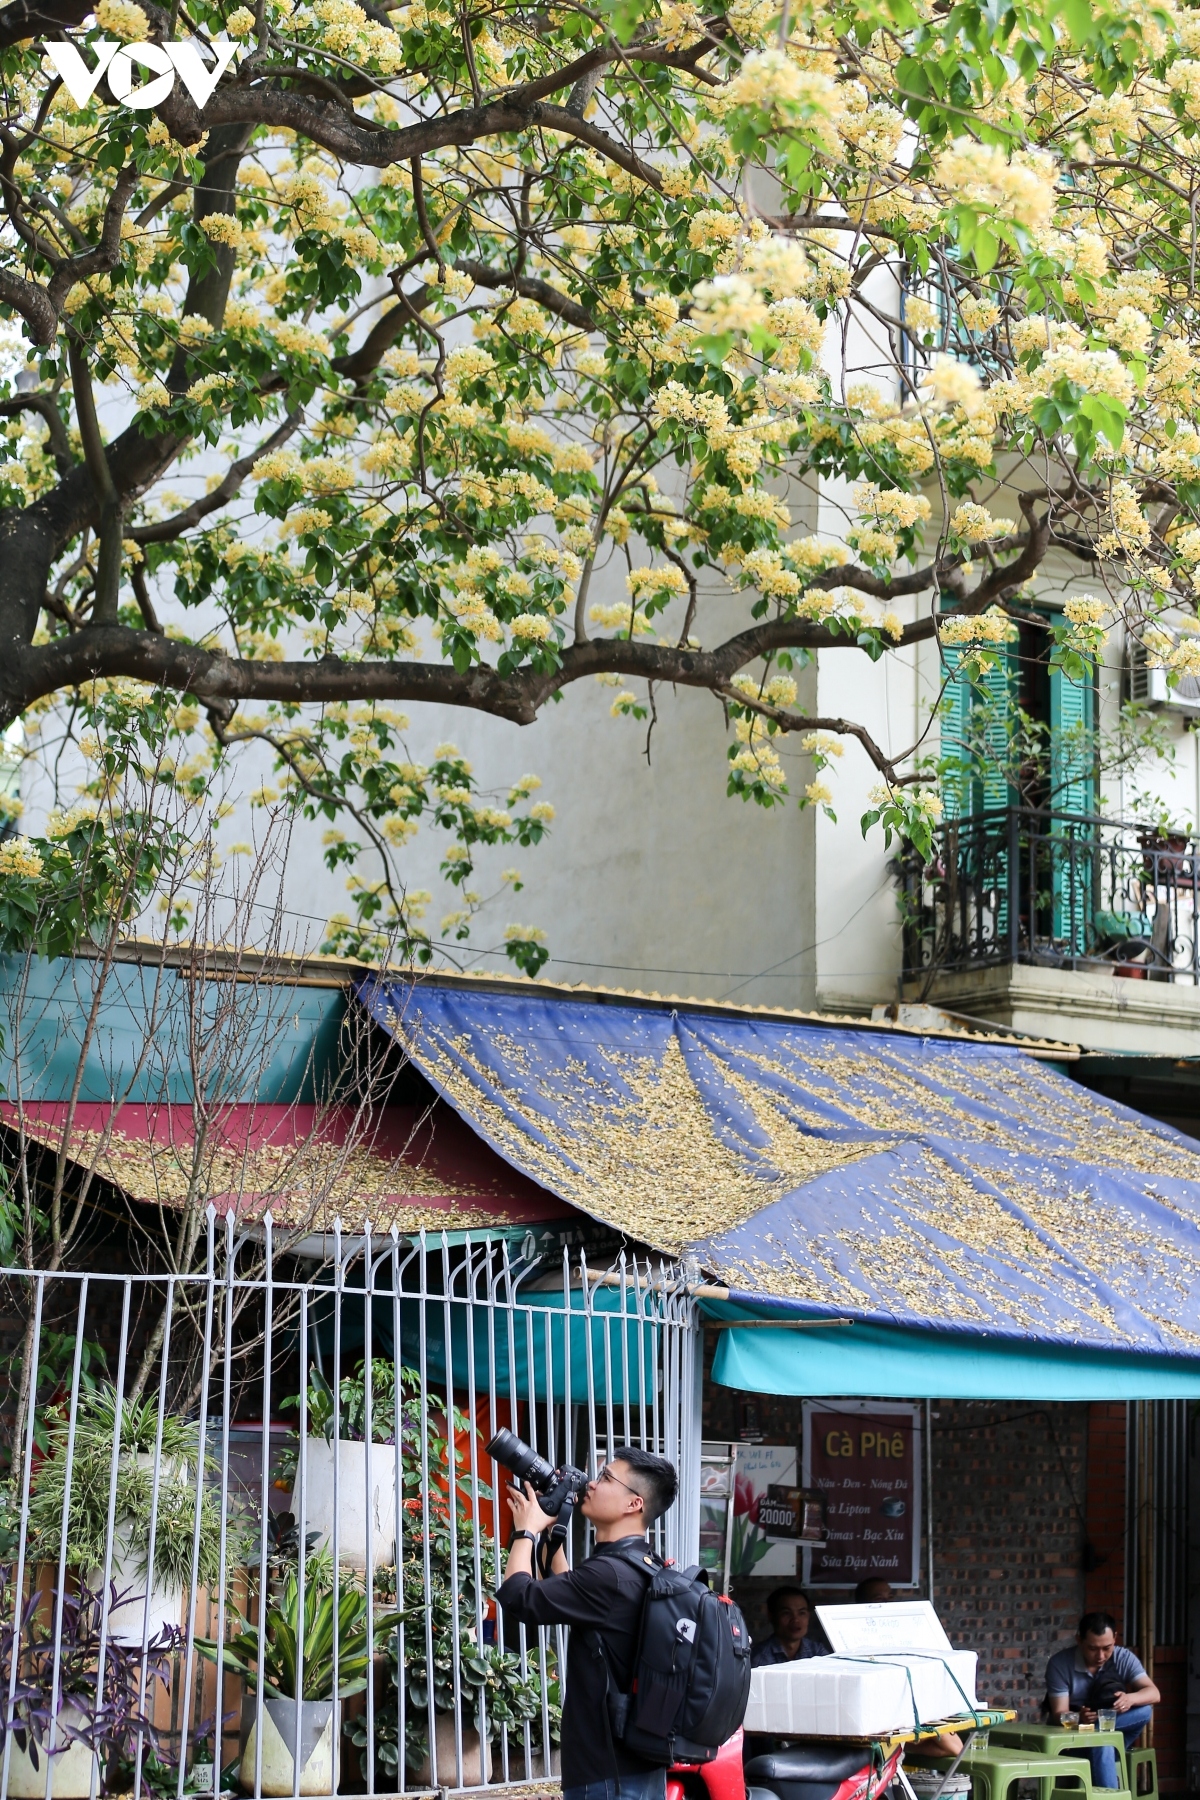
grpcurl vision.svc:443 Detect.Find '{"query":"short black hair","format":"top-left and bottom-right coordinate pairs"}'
top-left (610, 1446), bottom-right (678, 1524)
top-left (1079, 1611), bottom-right (1118, 1639)
top-left (767, 1586), bottom-right (812, 1622)
top-left (855, 1577), bottom-right (894, 1603)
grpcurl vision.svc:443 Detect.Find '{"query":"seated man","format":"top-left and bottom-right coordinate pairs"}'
top-left (1046, 1610), bottom-right (1160, 1789)
top-left (751, 1587), bottom-right (832, 1666)
top-left (855, 1577), bottom-right (895, 1604)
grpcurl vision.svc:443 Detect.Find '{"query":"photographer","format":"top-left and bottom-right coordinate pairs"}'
top-left (496, 1445), bottom-right (678, 1800)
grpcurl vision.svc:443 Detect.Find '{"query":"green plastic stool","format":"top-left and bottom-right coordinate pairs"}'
top-left (909, 1745), bottom-right (1097, 1800)
top-left (989, 1726), bottom-right (1133, 1795)
top-left (1129, 1748), bottom-right (1159, 1800)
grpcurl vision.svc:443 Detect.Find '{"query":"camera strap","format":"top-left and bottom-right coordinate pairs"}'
top-left (538, 1491), bottom-right (576, 1578)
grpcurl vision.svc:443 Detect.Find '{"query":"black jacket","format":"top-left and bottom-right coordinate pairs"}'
top-left (496, 1536), bottom-right (660, 1787)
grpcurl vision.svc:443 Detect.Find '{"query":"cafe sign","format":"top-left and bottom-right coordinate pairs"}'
top-left (802, 1400), bottom-right (922, 1589)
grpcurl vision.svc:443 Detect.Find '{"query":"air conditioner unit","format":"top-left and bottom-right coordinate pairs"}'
top-left (1129, 640), bottom-right (1200, 714)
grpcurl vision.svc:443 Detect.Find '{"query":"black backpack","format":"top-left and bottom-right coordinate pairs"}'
top-left (593, 1544), bottom-right (752, 1766)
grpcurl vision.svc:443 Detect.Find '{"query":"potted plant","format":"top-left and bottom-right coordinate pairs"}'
top-left (198, 1557), bottom-right (401, 1797)
top-left (0, 1575), bottom-right (175, 1799)
top-left (350, 1503), bottom-right (557, 1787)
top-left (281, 1362), bottom-right (400, 1575)
top-left (343, 1371), bottom-right (558, 1787)
top-left (27, 1389), bottom-right (240, 1647)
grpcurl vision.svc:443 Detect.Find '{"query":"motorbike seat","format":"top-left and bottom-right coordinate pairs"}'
top-left (745, 1747), bottom-right (870, 1784)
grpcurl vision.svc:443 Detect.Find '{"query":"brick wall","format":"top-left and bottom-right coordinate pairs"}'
top-left (930, 1401), bottom-right (1088, 1716)
top-left (1084, 1403), bottom-right (1127, 1622)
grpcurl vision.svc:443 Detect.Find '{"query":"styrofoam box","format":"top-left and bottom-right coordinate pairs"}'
top-left (817, 1601), bottom-right (955, 1658)
top-left (745, 1650), bottom-right (979, 1738)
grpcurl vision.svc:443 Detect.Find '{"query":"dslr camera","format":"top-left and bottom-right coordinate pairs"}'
top-left (486, 1428), bottom-right (590, 1519)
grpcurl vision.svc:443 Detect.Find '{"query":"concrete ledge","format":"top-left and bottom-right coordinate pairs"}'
top-left (904, 961), bottom-right (1200, 1055)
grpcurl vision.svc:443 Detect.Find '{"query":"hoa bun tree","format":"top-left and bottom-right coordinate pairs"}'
top-left (0, 0), bottom-right (1192, 963)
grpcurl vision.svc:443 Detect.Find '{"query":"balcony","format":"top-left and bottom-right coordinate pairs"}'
top-left (897, 808), bottom-right (1200, 1053)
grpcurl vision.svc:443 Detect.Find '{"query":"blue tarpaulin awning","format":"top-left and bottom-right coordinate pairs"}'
top-left (360, 979), bottom-right (1200, 1397)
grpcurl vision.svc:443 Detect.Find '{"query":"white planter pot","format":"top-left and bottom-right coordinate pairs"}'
top-left (240, 1699), bottom-right (334, 1797)
top-left (417, 1714), bottom-right (492, 1788)
top-left (89, 1548), bottom-right (183, 1647)
top-left (89, 1454), bottom-right (185, 1646)
top-left (289, 1439), bottom-right (396, 1573)
top-left (5, 1706), bottom-right (99, 1799)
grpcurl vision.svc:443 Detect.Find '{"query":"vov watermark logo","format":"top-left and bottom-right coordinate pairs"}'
top-left (42, 37), bottom-right (242, 110)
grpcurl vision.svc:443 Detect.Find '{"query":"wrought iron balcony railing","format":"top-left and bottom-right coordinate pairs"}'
top-left (898, 807), bottom-right (1200, 986)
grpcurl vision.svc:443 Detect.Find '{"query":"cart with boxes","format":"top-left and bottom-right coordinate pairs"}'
top-left (744, 1602), bottom-right (1031, 1800)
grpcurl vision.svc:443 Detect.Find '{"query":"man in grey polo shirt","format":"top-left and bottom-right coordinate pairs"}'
top-left (1046, 1611), bottom-right (1160, 1788)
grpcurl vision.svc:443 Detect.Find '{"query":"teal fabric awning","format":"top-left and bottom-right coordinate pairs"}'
top-left (709, 1307), bottom-right (1200, 1399)
top-left (313, 1274), bottom-right (664, 1404)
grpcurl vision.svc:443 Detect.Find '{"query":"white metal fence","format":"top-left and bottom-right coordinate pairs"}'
top-left (0, 1217), bottom-right (698, 1800)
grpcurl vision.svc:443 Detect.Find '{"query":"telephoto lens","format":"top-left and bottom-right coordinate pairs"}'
top-left (485, 1428), bottom-right (558, 1492)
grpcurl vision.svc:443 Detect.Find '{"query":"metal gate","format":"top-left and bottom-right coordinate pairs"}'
top-left (0, 1215), bottom-right (698, 1798)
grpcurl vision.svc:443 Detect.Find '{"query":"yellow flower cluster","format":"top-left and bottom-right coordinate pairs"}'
top-left (940, 607), bottom-right (1017, 645)
top-left (949, 502), bottom-right (1016, 543)
top-left (627, 565), bottom-right (689, 598)
top-left (854, 484), bottom-right (932, 529)
top-left (511, 614), bottom-right (552, 642)
top-left (199, 213), bottom-right (244, 248)
top-left (94, 0), bottom-right (149, 38)
top-left (934, 138), bottom-right (1058, 232)
top-left (0, 837), bottom-right (43, 877)
top-left (1098, 480), bottom-right (1151, 557)
top-left (1063, 595), bottom-right (1107, 626)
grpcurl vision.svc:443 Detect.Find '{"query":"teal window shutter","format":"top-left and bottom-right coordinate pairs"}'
top-left (937, 629), bottom-right (1017, 953)
top-left (973, 654), bottom-right (1016, 813)
top-left (939, 647), bottom-right (973, 821)
top-left (1049, 648), bottom-right (1096, 953)
top-left (1049, 657), bottom-right (1096, 817)
top-left (938, 644), bottom-right (1016, 817)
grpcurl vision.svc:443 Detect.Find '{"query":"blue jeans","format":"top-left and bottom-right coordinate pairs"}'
top-left (564, 1774), bottom-right (667, 1800)
top-left (1086, 1706), bottom-right (1154, 1789)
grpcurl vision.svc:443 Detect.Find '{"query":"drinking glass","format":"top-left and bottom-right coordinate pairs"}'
top-left (1097, 1710), bottom-right (1117, 1732)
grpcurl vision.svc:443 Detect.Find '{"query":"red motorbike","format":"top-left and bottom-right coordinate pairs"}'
top-left (669, 1730), bottom-right (906, 1800)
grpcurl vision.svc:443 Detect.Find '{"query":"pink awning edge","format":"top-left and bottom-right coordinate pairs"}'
top-left (0, 1099), bottom-right (574, 1229)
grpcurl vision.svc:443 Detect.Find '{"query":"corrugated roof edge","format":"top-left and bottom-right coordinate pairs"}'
top-left (103, 939), bottom-right (1080, 1060)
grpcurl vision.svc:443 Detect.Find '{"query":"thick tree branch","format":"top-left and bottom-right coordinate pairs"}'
top-left (0, 268), bottom-right (57, 347)
top-left (0, 0), bottom-right (92, 47)
top-left (714, 684), bottom-right (908, 782)
top-left (333, 287), bottom-right (431, 383)
top-left (46, 165), bottom-right (138, 310)
top-left (129, 560), bottom-right (163, 633)
top-left (959, 493), bottom-right (1050, 609)
top-left (156, 84), bottom-right (664, 190)
top-left (66, 335), bottom-right (122, 625)
top-left (129, 411), bottom-right (303, 545)
top-left (453, 257), bottom-right (596, 330)
top-left (2, 608), bottom-right (942, 730)
top-left (0, 393), bottom-right (74, 475)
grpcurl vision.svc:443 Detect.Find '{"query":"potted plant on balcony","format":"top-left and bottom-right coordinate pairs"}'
top-left (1134, 799), bottom-right (1194, 882)
top-left (0, 1575), bottom-right (175, 1799)
top-left (27, 1388), bottom-right (237, 1647)
top-left (281, 1361), bottom-right (399, 1575)
top-left (198, 1557), bottom-right (401, 1797)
